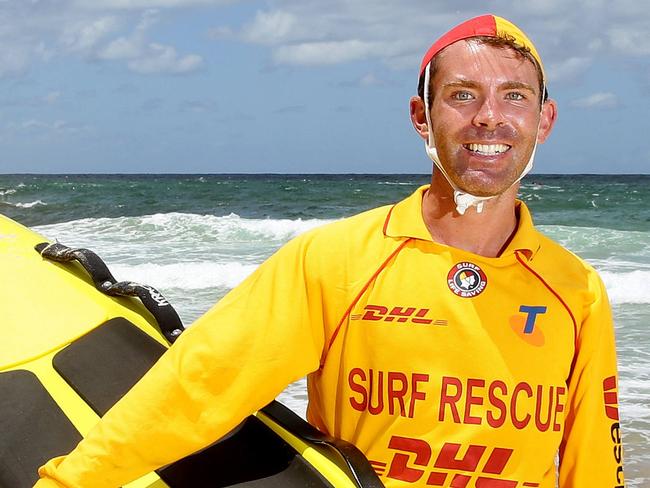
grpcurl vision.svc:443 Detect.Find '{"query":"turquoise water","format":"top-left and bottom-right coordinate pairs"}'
top-left (1, 173), bottom-right (648, 485)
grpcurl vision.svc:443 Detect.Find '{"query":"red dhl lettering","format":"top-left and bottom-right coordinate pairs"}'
top-left (372, 435), bottom-right (541, 487)
top-left (438, 376), bottom-right (566, 433)
top-left (348, 368), bottom-right (429, 418)
top-left (354, 305), bottom-right (447, 325)
top-left (603, 375), bottom-right (619, 421)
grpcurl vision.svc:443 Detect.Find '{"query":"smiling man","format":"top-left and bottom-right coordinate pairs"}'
top-left (411, 16), bottom-right (557, 256)
top-left (38, 15), bottom-right (624, 488)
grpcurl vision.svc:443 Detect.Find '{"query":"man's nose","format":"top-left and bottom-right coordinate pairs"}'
top-left (471, 95), bottom-right (506, 130)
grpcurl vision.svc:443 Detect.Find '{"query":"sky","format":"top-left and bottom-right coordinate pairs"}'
top-left (0, 0), bottom-right (648, 174)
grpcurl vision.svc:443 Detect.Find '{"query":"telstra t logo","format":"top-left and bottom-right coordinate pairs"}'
top-left (509, 305), bottom-right (547, 346)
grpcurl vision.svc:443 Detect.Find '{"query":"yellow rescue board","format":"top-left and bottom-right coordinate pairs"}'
top-left (0, 215), bottom-right (381, 488)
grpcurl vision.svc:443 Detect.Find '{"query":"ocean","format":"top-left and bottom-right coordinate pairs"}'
top-left (1, 173), bottom-right (648, 486)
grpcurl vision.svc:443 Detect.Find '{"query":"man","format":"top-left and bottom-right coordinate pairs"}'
top-left (37, 15), bottom-right (624, 487)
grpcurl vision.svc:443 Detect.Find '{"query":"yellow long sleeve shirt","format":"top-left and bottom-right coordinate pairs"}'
top-left (37, 186), bottom-right (624, 487)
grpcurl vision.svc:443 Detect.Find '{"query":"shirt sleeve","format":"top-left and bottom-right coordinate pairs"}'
top-left (558, 269), bottom-right (625, 487)
top-left (36, 232), bottom-right (331, 488)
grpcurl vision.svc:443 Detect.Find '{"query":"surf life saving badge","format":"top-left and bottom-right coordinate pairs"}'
top-left (447, 262), bottom-right (487, 298)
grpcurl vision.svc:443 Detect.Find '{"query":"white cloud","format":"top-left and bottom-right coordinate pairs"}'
top-left (96, 10), bottom-right (150, 61)
top-left (546, 57), bottom-right (592, 83)
top-left (8, 119), bottom-right (87, 134)
top-left (607, 26), bottom-right (650, 56)
top-left (570, 92), bottom-right (620, 109)
top-left (128, 43), bottom-right (202, 74)
top-left (73, 0), bottom-right (235, 9)
top-left (338, 72), bottom-right (390, 88)
top-left (587, 38), bottom-right (604, 52)
top-left (61, 16), bottom-right (119, 52)
top-left (100, 36), bottom-right (142, 60)
top-left (95, 10), bottom-right (203, 74)
top-left (241, 10), bottom-right (298, 45)
top-left (359, 73), bottom-right (382, 87)
top-left (518, 0), bottom-right (568, 15)
top-left (34, 42), bottom-right (56, 62)
top-left (207, 25), bottom-right (233, 40)
top-left (233, 3), bottom-right (451, 68)
top-left (210, 0), bottom-right (650, 84)
top-left (0, 0), bottom-right (648, 82)
top-left (0, 3), bottom-right (206, 77)
top-left (272, 40), bottom-right (382, 66)
top-left (0, 47), bottom-right (31, 77)
top-left (0, 92), bottom-right (64, 108)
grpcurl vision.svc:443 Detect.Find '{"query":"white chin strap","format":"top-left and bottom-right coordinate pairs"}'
top-left (423, 63), bottom-right (540, 215)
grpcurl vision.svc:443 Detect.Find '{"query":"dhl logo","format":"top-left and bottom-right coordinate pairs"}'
top-left (351, 305), bottom-right (447, 326)
top-left (603, 376), bottom-right (619, 421)
top-left (370, 436), bottom-right (539, 487)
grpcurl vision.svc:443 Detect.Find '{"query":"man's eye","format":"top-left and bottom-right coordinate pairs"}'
top-left (506, 92), bottom-right (525, 101)
top-left (452, 91), bottom-right (474, 101)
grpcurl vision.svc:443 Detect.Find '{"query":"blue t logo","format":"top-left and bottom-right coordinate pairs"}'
top-left (519, 305), bottom-right (547, 334)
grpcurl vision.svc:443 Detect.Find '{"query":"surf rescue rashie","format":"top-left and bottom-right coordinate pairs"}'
top-left (38, 186), bottom-right (624, 488)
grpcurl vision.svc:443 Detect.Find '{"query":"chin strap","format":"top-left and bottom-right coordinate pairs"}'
top-left (422, 63), bottom-right (540, 215)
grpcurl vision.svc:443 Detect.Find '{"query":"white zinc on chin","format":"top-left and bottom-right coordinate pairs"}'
top-left (422, 63), bottom-right (540, 215)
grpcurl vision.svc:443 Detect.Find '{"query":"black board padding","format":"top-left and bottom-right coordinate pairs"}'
top-left (0, 369), bottom-right (82, 488)
top-left (158, 401), bottom-right (383, 488)
top-left (158, 414), bottom-right (334, 488)
top-left (53, 317), bottom-right (166, 416)
top-left (261, 401), bottom-right (384, 488)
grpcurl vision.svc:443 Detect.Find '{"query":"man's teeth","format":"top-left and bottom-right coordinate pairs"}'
top-left (465, 143), bottom-right (510, 155)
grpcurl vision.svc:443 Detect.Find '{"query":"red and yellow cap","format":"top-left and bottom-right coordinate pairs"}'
top-left (419, 14), bottom-right (545, 84)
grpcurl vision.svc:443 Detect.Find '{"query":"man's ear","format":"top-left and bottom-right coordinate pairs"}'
top-left (537, 98), bottom-right (558, 144)
top-left (409, 96), bottom-right (430, 142)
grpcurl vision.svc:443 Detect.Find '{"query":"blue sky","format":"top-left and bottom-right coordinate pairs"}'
top-left (0, 0), bottom-right (648, 174)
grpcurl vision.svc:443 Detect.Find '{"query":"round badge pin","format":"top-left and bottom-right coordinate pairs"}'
top-left (447, 262), bottom-right (488, 298)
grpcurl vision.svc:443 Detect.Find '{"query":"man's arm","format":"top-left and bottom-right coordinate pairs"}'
top-left (558, 269), bottom-right (625, 487)
top-left (36, 232), bottom-right (330, 487)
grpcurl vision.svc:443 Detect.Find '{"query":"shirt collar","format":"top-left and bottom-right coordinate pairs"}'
top-left (383, 185), bottom-right (541, 258)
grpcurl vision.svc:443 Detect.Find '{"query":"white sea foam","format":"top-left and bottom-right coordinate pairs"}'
top-left (15, 200), bottom-right (47, 208)
top-left (601, 271), bottom-right (650, 305)
top-left (277, 378), bottom-right (308, 419)
top-left (34, 214), bottom-right (331, 293)
top-left (0, 189), bottom-right (16, 196)
top-left (110, 261), bottom-right (258, 290)
top-left (139, 212), bottom-right (332, 242)
top-left (539, 225), bottom-right (650, 259)
top-left (1, 199), bottom-right (47, 208)
top-left (35, 213), bottom-right (332, 245)
top-left (521, 183), bottom-right (562, 190)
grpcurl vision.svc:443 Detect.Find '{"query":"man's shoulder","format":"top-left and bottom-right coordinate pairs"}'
top-left (534, 228), bottom-right (602, 285)
top-left (302, 203), bottom-right (394, 245)
top-left (277, 204), bottom-right (397, 282)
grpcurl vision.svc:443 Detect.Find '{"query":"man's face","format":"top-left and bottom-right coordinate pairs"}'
top-left (427, 40), bottom-right (552, 197)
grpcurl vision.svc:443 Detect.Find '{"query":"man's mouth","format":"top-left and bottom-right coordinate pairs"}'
top-left (463, 143), bottom-right (511, 156)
